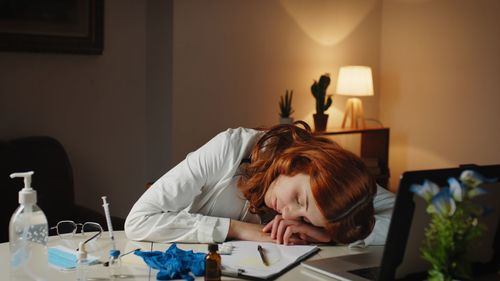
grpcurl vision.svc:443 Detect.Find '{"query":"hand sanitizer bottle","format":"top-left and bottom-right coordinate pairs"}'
top-left (9, 171), bottom-right (49, 281)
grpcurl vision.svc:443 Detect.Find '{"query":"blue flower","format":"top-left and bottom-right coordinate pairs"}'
top-left (460, 170), bottom-right (497, 188)
top-left (448, 177), bottom-right (465, 202)
top-left (411, 180), bottom-right (439, 202)
top-left (430, 187), bottom-right (456, 216)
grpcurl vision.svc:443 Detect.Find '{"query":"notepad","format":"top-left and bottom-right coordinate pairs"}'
top-left (221, 241), bottom-right (319, 280)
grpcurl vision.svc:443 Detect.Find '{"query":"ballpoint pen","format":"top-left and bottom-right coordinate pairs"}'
top-left (257, 245), bottom-right (269, 266)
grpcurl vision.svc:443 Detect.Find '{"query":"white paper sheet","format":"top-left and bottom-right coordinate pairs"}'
top-left (221, 241), bottom-right (318, 279)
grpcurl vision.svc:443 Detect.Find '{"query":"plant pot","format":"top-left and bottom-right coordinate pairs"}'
top-left (313, 114), bottom-right (329, 132)
top-left (279, 117), bottom-right (294, 125)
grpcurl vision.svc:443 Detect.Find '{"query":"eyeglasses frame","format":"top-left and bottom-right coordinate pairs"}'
top-left (50, 220), bottom-right (103, 244)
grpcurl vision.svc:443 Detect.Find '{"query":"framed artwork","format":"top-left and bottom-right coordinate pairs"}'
top-left (0, 0), bottom-right (104, 54)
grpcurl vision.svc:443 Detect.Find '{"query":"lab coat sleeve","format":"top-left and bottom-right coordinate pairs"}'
top-left (350, 185), bottom-right (395, 248)
top-left (124, 130), bottom-right (239, 243)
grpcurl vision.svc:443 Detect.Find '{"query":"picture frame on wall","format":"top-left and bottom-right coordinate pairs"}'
top-left (0, 0), bottom-right (104, 55)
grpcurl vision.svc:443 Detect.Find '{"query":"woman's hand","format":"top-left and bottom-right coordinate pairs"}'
top-left (227, 220), bottom-right (276, 242)
top-left (262, 215), bottom-right (331, 245)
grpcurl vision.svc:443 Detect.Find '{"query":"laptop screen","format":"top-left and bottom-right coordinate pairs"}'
top-left (379, 164), bottom-right (500, 280)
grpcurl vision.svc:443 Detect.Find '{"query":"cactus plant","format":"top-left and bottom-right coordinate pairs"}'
top-left (311, 73), bottom-right (332, 114)
top-left (279, 90), bottom-right (294, 118)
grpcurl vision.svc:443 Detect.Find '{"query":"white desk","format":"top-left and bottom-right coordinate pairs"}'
top-left (0, 231), bottom-right (152, 281)
top-left (0, 231), bottom-right (380, 280)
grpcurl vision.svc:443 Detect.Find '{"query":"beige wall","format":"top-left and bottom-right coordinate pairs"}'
top-left (3, 0), bottom-right (498, 218)
top-left (380, 0), bottom-right (500, 190)
top-left (0, 1), bottom-right (172, 218)
top-left (172, 0), bottom-right (382, 163)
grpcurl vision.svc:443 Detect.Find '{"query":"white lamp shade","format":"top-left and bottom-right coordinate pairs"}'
top-left (335, 66), bottom-right (374, 97)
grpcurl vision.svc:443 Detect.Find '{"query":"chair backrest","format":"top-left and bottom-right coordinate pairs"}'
top-left (1, 136), bottom-right (75, 242)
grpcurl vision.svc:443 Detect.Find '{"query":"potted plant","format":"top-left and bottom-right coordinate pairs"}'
top-left (311, 73), bottom-right (332, 131)
top-left (279, 90), bottom-right (294, 125)
top-left (411, 170), bottom-right (496, 281)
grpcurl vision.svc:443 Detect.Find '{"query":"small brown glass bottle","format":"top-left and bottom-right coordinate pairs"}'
top-left (205, 243), bottom-right (221, 281)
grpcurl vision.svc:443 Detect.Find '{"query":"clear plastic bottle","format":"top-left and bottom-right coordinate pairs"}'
top-left (9, 171), bottom-right (48, 281)
top-left (76, 242), bottom-right (89, 281)
top-left (108, 249), bottom-right (122, 280)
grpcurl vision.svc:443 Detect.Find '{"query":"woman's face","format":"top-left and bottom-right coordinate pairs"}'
top-left (264, 173), bottom-right (327, 227)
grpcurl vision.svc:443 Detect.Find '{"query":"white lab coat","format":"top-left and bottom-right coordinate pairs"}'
top-left (124, 127), bottom-right (395, 246)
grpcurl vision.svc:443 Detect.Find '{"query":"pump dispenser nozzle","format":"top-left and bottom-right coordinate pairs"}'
top-left (10, 171), bottom-right (37, 205)
top-left (8, 170), bottom-right (48, 279)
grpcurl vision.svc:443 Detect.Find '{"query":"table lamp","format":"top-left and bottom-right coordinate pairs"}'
top-left (335, 66), bottom-right (374, 129)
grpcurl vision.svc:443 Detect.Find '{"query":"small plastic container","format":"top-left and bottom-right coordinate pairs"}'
top-left (76, 242), bottom-right (89, 281)
top-left (108, 249), bottom-right (122, 279)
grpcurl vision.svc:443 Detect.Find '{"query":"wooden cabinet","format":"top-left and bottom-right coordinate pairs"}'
top-left (317, 127), bottom-right (390, 188)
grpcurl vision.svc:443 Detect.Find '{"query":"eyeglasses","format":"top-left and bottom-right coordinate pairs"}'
top-left (50, 220), bottom-right (103, 244)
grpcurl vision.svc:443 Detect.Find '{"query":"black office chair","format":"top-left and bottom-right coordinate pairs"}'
top-left (0, 136), bottom-right (124, 243)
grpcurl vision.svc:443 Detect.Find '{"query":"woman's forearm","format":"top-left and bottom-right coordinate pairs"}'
top-left (227, 219), bottom-right (275, 242)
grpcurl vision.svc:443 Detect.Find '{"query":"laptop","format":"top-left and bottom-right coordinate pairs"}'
top-left (302, 164), bottom-right (500, 280)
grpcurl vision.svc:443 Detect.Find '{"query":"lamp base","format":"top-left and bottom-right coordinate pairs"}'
top-left (341, 97), bottom-right (366, 129)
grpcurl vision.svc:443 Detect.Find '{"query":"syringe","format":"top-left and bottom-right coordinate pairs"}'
top-left (101, 196), bottom-right (115, 249)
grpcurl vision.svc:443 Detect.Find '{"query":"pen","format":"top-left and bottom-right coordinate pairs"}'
top-left (257, 245), bottom-right (269, 266)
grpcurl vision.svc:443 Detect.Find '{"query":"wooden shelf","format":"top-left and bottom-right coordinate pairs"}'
top-left (316, 127), bottom-right (390, 188)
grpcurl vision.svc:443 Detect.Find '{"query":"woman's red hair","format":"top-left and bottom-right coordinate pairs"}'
top-left (238, 123), bottom-right (377, 244)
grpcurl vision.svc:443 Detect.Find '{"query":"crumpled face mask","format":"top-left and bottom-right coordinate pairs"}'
top-left (134, 243), bottom-right (206, 281)
top-left (48, 246), bottom-right (99, 270)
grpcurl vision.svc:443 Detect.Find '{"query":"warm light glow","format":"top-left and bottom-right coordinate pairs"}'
top-left (279, 0), bottom-right (377, 46)
top-left (336, 66), bottom-right (374, 97)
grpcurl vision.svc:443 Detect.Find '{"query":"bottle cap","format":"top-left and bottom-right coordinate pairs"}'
top-left (10, 171), bottom-right (37, 205)
top-left (109, 249), bottom-right (121, 258)
top-left (78, 242), bottom-right (88, 260)
top-left (208, 243), bottom-right (218, 252)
